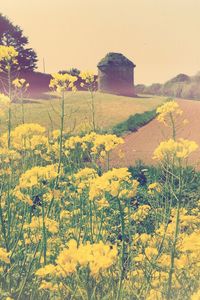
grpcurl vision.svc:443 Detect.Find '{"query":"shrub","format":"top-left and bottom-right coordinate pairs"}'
top-left (112, 109), bottom-right (156, 135)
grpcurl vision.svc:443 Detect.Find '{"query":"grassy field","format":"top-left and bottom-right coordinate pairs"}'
top-left (2, 91), bottom-right (166, 133)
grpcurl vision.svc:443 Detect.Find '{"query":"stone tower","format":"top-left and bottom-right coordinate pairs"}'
top-left (97, 52), bottom-right (136, 96)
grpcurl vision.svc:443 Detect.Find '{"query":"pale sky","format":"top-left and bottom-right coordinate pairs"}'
top-left (1, 0), bottom-right (200, 84)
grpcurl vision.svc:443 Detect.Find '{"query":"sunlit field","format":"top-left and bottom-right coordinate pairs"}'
top-left (0, 46), bottom-right (200, 300)
top-left (0, 91), bottom-right (165, 133)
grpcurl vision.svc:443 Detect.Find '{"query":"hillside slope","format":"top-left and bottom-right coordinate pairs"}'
top-left (0, 92), bottom-right (165, 133)
top-left (135, 72), bottom-right (200, 100)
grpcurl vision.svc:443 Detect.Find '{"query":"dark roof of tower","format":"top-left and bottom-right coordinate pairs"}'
top-left (97, 52), bottom-right (136, 68)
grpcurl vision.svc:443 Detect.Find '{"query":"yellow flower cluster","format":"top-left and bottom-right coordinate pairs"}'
top-left (0, 247), bottom-right (10, 264)
top-left (0, 123), bottom-right (47, 151)
top-left (24, 216), bottom-right (59, 234)
top-left (18, 164), bottom-right (58, 189)
top-left (39, 280), bottom-right (63, 292)
top-left (91, 134), bottom-right (124, 154)
top-left (191, 288), bottom-right (200, 300)
top-left (153, 138), bottom-right (198, 161)
top-left (49, 73), bottom-right (77, 93)
top-left (130, 207), bottom-right (200, 298)
top-left (13, 187), bottom-right (33, 205)
top-left (0, 45), bottom-right (18, 66)
top-left (148, 182), bottom-right (162, 194)
top-left (36, 239), bottom-right (117, 281)
top-left (156, 101), bottom-right (183, 125)
top-left (89, 168), bottom-right (138, 201)
top-left (80, 71), bottom-right (96, 87)
top-left (131, 205), bottom-right (151, 223)
top-left (129, 209), bottom-right (200, 299)
top-left (12, 78), bottom-right (29, 90)
top-left (73, 167), bottom-right (98, 192)
top-left (0, 148), bottom-right (20, 164)
top-left (43, 189), bottom-right (62, 203)
top-left (65, 132), bottom-right (124, 157)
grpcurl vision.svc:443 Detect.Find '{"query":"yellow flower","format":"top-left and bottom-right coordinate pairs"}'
top-left (0, 45), bottom-right (18, 66)
top-left (35, 264), bottom-right (57, 277)
top-left (12, 78), bottom-right (29, 90)
top-left (148, 182), bottom-right (162, 194)
top-left (134, 253), bottom-right (145, 262)
top-left (24, 216), bottom-right (59, 234)
top-left (0, 247), bottom-right (10, 264)
top-left (60, 210), bottom-right (71, 219)
top-left (0, 148), bottom-right (20, 164)
top-left (39, 280), bottom-right (62, 291)
top-left (145, 247), bottom-right (158, 259)
top-left (157, 253), bottom-right (171, 268)
top-left (146, 289), bottom-right (163, 300)
top-left (89, 168), bottom-right (135, 201)
top-left (97, 198), bottom-right (110, 209)
top-left (65, 132), bottom-right (124, 152)
top-left (156, 100), bottom-right (183, 125)
top-left (56, 240), bottom-right (118, 277)
top-left (36, 240), bottom-right (118, 280)
top-left (49, 73), bottom-right (77, 93)
top-left (191, 288), bottom-right (200, 300)
top-left (153, 138), bottom-right (198, 161)
top-left (139, 233), bottom-right (151, 244)
top-left (80, 71), bottom-right (96, 84)
top-left (13, 187), bottom-right (33, 205)
top-left (18, 164), bottom-right (58, 189)
top-left (180, 231), bottom-right (200, 252)
top-left (131, 205), bottom-right (151, 223)
top-left (0, 123), bottom-right (47, 151)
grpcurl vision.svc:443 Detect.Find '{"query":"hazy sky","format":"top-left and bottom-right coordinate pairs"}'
top-left (1, 0), bottom-right (200, 84)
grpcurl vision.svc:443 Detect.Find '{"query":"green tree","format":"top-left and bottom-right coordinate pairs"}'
top-left (59, 68), bottom-right (81, 76)
top-left (0, 14), bottom-right (37, 71)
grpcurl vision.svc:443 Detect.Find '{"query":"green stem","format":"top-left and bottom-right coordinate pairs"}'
top-left (0, 195), bottom-right (8, 251)
top-left (116, 198), bottom-right (125, 300)
top-left (169, 112), bottom-right (176, 140)
top-left (42, 198), bottom-right (47, 265)
top-left (89, 200), bottom-right (93, 242)
top-left (21, 94), bottom-right (25, 124)
top-left (107, 152), bottom-right (110, 171)
top-left (17, 242), bottom-right (40, 300)
top-left (90, 89), bottom-right (96, 132)
top-left (7, 65), bottom-right (12, 148)
top-left (167, 200), bottom-right (180, 299)
top-left (58, 91), bottom-right (65, 175)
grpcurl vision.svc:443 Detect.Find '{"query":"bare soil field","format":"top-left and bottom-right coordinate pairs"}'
top-left (111, 98), bottom-right (200, 168)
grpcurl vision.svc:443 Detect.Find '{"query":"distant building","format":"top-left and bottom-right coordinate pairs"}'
top-left (97, 52), bottom-right (136, 96)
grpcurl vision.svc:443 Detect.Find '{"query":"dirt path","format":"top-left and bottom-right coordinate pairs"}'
top-left (111, 99), bottom-right (200, 168)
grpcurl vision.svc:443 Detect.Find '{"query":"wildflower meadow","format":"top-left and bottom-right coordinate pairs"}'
top-left (0, 45), bottom-right (200, 300)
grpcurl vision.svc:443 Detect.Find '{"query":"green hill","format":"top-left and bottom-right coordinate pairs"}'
top-left (135, 72), bottom-right (200, 100)
top-left (1, 91), bottom-right (165, 133)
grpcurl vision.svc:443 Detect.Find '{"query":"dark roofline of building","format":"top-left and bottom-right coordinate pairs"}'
top-left (97, 52), bottom-right (136, 68)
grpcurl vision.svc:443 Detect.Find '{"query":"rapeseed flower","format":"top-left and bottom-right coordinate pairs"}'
top-left (153, 138), bottom-right (198, 161)
top-left (0, 45), bottom-right (18, 69)
top-left (156, 101), bottom-right (183, 125)
top-left (49, 73), bottom-right (77, 93)
top-left (18, 164), bottom-right (58, 189)
top-left (0, 248), bottom-right (10, 264)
